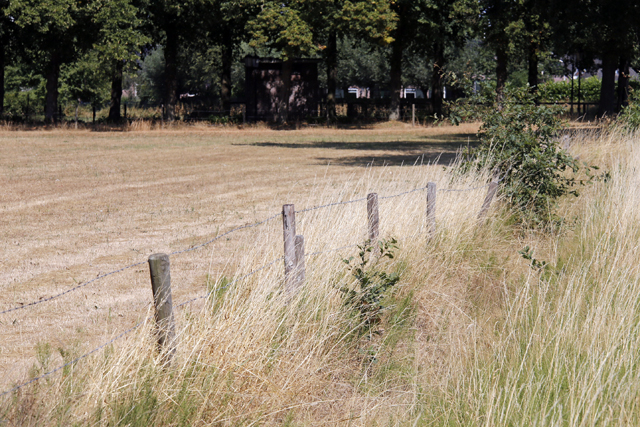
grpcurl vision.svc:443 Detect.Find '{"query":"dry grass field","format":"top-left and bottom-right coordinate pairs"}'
top-left (0, 122), bottom-right (480, 391)
top-left (5, 121), bottom-right (639, 426)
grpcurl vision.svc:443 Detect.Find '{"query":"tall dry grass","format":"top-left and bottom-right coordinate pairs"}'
top-left (425, 127), bottom-right (640, 425)
top-left (1, 154), bottom-right (510, 426)
top-left (5, 126), bottom-right (638, 426)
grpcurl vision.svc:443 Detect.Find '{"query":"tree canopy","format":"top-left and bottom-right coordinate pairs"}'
top-left (1, 0), bottom-right (639, 122)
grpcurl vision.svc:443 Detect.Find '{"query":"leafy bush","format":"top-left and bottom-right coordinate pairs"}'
top-left (462, 88), bottom-right (584, 225)
top-left (618, 89), bottom-right (640, 130)
top-left (537, 77), bottom-right (601, 103)
top-left (341, 238), bottom-right (400, 335)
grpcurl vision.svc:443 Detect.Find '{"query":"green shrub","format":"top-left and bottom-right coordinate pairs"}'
top-left (462, 87), bottom-right (584, 226)
top-left (341, 238), bottom-right (400, 336)
top-left (537, 77), bottom-right (601, 103)
top-left (618, 89), bottom-right (640, 130)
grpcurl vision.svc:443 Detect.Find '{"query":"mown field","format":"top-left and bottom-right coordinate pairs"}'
top-left (2, 121), bottom-right (639, 426)
top-left (0, 122), bottom-right (479, 390)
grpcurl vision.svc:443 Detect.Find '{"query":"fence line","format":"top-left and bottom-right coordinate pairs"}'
top-left (0, 213), bottom-right (281, 316)
top-left (176, 256), bottom-right (285, 309)
top-left (0, 260), bottom-right (148, 316)
top-left (169, 212), bottom-right (282, 256)
top-left (1, 182), bottom-right (494, 316)
top-left (1, 178), bottom-right (502, 397)
top-left (0, 317), bottom-right (149, 398)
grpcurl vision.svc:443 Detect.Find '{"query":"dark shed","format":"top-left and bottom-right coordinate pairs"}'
top-left (245, 56), bottom-right (321, 122)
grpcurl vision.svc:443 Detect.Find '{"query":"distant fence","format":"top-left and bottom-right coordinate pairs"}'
top-left (0, 177), bottom-right (503, 398)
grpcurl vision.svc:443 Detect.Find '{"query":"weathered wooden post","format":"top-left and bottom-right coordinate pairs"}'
top-left (426, 182), bottom-right (436, 238)
top-left (367, 193), bottom-right (379, 242)
top-left (148, 253), bottom-right (176, 363)
top-left (478, 180), bottom-right (499, 220)
top-left (124, 103), bottom-right (127, 120)
top-left (75, 100), bottom-right (79, 130)
top-left (294, 235), bottom-right (305, 290)
top-left (282, 204), bottom-right (296, 296)
top-left (92, 105), bottom-right (96, 124)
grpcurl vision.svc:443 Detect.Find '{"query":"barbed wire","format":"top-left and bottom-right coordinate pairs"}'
top-left (175, 256), bottom-right (285, 309)
top-left (170, 212), bottom-right (281, 256)
top-left (295, 197), bottom-right (367, 214)
top-left (1, 179), bottom-right (502, 316)
top-left (379, 186), bottom-right (428, 200)
top-left (0, 317), bottom-right (148, 398)
top-left (0, 213), bottom-right (281, 316)
top-left (0, 261), bottom-right (147, 316)
top-left (439, 182), bottom-right (493, 193)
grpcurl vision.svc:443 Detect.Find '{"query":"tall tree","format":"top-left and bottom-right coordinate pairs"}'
top-left (147, 0), bottom-right (204, 121)
top-left (420, 0), bottom-right (478, 115)
top-left (247, 1), bottom-right (316, 123)
top-left (8, 0), bottom-right (94, 122)
top-left (204, 0), bottom-right (260, 113)
top-left (478, 0), bottom-right (520, 103)
top-left (0, 0), bottom-right (15, 116)
top-left (386, 0), bottom-right (444, 120)
top-left (90, 0), bottom-right (150, 122)
top-left (315, 0), bottom-right (395, 122)
top-left (552, 0), bottom-right (640, 115)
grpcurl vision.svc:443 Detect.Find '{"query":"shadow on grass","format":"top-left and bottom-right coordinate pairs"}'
top-left (237, 133), bottom-right (479, 166)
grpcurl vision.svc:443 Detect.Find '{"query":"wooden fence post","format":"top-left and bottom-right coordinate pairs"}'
top-left (426, 182), bottom-right (436, 238)
top-left (367, 193), bottom-right (379, 242)
top-left (148, 253), bottom-right (176, 363)
top-left (294, 235), bottom-right (305, 290)
top-left (282, 204), bottom-right (296, 296)
top-left (478, 180), bottom-right (499, 220)
top-left (124, 103), bottom-right (127, 120)
top-left (75, 100), bottom-right (79, 130)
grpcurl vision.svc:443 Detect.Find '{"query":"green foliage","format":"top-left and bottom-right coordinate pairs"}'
top-left (462, 87), bottom-right (584, 225)
top-left (341, 238), bottom-right (400, 335)
top-left (3, 63), bottom-right (45, 119)
top-left (337, 36), bottom-right (390, 89)
top-left (518, 246), bottom-right (548, 271)
top-left (247, 1), bottom-right (316, 61)
top-left (618, 89), bottom-right (640, 130)
top-left (59, 51), bottom-right (110, 106)
top-left (537, 77), bottom-right (602, 103)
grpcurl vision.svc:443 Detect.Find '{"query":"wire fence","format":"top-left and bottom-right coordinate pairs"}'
top-left (0, 178), bottom-right (501, 398)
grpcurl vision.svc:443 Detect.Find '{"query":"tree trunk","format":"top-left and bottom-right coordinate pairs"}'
top-left (164, 24), bottom-right (179, 122)
top-left (616, 56), bottom-right (630, 112)
top-left (44, 52), bottom-right (61, 123)
top-left (495, 43), bottom-right (508, 105)
top-left (389, 29), bottom-right (404, 121)
top-left (220, 39), bottom-right (233, 113)
top-left (431, 42), bottom-right (445, 117)
top-left (278, 57), bottom-right (293, 124)
top-left (325, 31), bottom-right (338, 124)
top-left (0, 39), bottom-right (4, 117)
top-left (528, 42), bottom-right (538, 91)
top-left (598, 52), bottom-right (617, 116)
top-left (108, 60), bottom-right (124, 122)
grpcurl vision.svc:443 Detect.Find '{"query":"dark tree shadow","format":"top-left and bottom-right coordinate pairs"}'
top-left (236, 133), bottom-right (479, 166)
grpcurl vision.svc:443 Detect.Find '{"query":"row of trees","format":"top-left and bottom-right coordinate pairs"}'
top-left (1, 0), bottom-right (639, 123)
